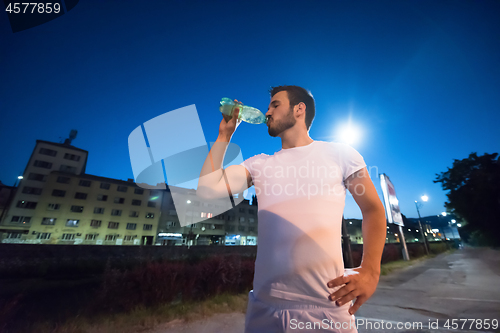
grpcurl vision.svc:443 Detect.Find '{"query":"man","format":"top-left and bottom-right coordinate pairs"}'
top-left (198, 85), bottom-right (386, 332)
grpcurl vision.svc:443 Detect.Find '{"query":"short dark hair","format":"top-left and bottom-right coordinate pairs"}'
top-left (269, 85), bottom-right (315, 130)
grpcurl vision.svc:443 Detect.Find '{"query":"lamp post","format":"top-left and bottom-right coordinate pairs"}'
top-left (14, 175), bottom-right (23, 187)
top-left (0, 175), bottom-right (24, 224)
top-left (415, 195), bottom-right (430, 255)
top-left (450, 219), bottom-right (457, 239)
top-left (439, 212), bottom-right (450, 249)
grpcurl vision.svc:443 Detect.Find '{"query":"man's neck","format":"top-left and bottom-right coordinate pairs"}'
top-left (280, 127), bottom-right (314, 149)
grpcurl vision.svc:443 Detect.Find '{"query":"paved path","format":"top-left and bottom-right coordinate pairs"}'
top-left (147, 247), bottom-right (500, 333)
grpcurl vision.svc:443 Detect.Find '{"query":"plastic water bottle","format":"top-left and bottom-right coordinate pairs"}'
top-left (219, 97), bottom-right (268, 124)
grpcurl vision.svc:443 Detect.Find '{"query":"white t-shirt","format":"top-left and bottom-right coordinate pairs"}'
top-left (241, 140), bottom-right (366, 307)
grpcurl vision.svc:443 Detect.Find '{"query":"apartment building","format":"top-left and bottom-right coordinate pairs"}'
top-left (1, 137), bottom-right (258, 245)
top-left (157, 187), bottom-right (258, 246)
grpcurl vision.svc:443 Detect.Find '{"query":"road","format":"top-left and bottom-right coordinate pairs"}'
top-left (147, 247), bottom-right (500, 333)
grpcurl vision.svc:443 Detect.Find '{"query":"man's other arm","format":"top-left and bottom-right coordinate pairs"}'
top-left (327, 167), bottom-right (386, 314)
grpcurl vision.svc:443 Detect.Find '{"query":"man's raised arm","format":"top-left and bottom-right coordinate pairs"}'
top-left (197, 105), bottom-right (252, 200)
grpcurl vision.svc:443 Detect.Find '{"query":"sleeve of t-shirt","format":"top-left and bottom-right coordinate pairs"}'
top-left (338, 143), bottom-right (367, 181)
top-left (240, 153), bottom-right (266, 179)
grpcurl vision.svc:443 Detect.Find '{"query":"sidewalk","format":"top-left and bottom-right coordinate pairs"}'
top-left (146, 247), bottom-right (500, 333)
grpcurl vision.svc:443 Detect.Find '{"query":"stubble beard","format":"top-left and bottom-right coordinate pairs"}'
top-left (268, 107), bottom-right (296, 137)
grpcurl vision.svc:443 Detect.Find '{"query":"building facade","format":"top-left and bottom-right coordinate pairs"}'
top-left (0, 139), bottom-right (258, 245)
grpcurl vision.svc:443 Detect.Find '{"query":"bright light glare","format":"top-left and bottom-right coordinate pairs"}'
top-left (441, 212), bottom-right (447, 216)
top-left (337, 122), bottom-right (362, 145)
top-left (457, 223), bottom-right (462, 227)
top-left (421, 195), bottom-right (428, 202)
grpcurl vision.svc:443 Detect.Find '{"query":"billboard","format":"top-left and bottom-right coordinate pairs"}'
top-left (380, 174), bottom-right (404, 226)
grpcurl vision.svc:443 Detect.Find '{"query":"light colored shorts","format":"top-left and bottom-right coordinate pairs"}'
top-left (244, 290), bottom-right (358, 333)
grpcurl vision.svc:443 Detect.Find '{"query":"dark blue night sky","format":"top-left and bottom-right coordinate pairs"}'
top-left (1, 0), bottom-right (499, 219)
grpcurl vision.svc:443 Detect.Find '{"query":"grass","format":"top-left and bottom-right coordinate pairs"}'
top-left (8, 250), bottom-right (455, 333)
top-left (380, 249), bottom-right (456, 276)
top-left (29, 292), bottom-right (249, 333)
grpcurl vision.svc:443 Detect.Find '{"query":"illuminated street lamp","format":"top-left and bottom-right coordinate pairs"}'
top-left (14, 175), bottom-right (23, 187)
top-left (415, 195), bottom-right (430, 255)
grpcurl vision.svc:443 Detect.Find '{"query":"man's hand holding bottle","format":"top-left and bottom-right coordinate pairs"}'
top-left (218, 99), bottom-right (242, 142)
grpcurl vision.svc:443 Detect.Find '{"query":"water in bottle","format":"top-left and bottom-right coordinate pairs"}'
top-left (219, 97), bottom-right (267, 124)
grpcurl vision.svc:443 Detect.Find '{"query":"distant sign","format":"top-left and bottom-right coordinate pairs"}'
top-left (380, 174), bottom-right (404, 226)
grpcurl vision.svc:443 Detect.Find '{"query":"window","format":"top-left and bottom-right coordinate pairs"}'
top-left (10, 216), bottom-right (31, 224)
top-left (147, 201), bottom-right (156, 208)
top-left (62, 233), bottom-right (75, 240)
top-left (239, 217), bottom-right (245, 223)
top-left (52, 189), bottom-right (66, 197)
top-left (79, 180), bottom-right (91, 187)
top-left (85, 234), bottom-right (97, 241)
top-left (39, 147), bottom-right (57, 156)
top-left (239, 208), bottom-right (245, 213)
top-left (28, 173), bottom-right (46, 181)
top-left (248, 227), bottom-right (255, 232)
top-left (66, 219), bottom-right (79, 227)
top-left (75, 192), bottom-right (88, 200)
top-left (249, 209), bottom-right (255, 215)
top-left (143, 224), bottom-right (152, 231)
top-left (100, 182), bottom-right (110, 190)
top-left (41, 217), bottom-right (56, 225)
top-left (47, 203), bottom-right (60, 211)
top-left (111, 209), bottom-right (122, 216)
top-left (193, 201), bottom-right (200, 207)
top-left (57, 176), bottom-right (71, 184)
top-left (117, 185), bottom-right (128, 192)
top-left (60, 165), bottom-right (77, 173)
top-left (94, 207), bottom-right (105, 214)
top-left (37, 233), bottom-right (51, 240)
top-left (190, 223), bottom-right (198, 229)
top-left (97, 194), bottom-right (108, 201)
top-left (90, 220), bottom-right (102, 227)
top-left (226, 225), bottom-right (235, 232)
top-left (105, 234), bottom-right (117, 241)
top-left (132, 199), bottom-right (141, 206)
top-left (126, 223), bottom-right (137, 230)
top-left (249, 218), bottom-right (255, 223)
top-left (145, 213), bottom-right (154, 219)
top-left (22, 186), bottom-right (42, 195)
top-left (64, 153), bottom-right (80, 161)
top-left (70, 205), bottom-right (84, 213)
top-left (166, 221), bottom-right (176, 227)
top-left (34, 160), bottom-right (52, 169)
top-left (134, 188), bottom-right (144, 195)
top-left (108, 222), bottom-right (119, 229)
top-left (129, 211), bottom-right (139, 217)
top-left (124, 235), bottom-right (134, 241)
top-left (16, 201), bottom-right (37, 209)
top-left (168, 210), bottom-right (176, 215)
top-left (7, 232), bottom-right (22, 239)
top-left (114, 197), bottom-right (125, 204)
top-left (227, 215), bottom-right (235, 221)
top-left (238, 226), bottom-right (245, 232)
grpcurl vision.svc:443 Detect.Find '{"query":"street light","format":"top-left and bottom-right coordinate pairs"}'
top-left (14, 175), bottom-right (23, 187)
top-left (415, 195), bottom-right (430, 255)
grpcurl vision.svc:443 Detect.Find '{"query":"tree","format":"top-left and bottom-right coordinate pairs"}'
top-left (434, 152), bottom-right (500, 246)
top-left (251, 194), bottom-right (258, 206)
